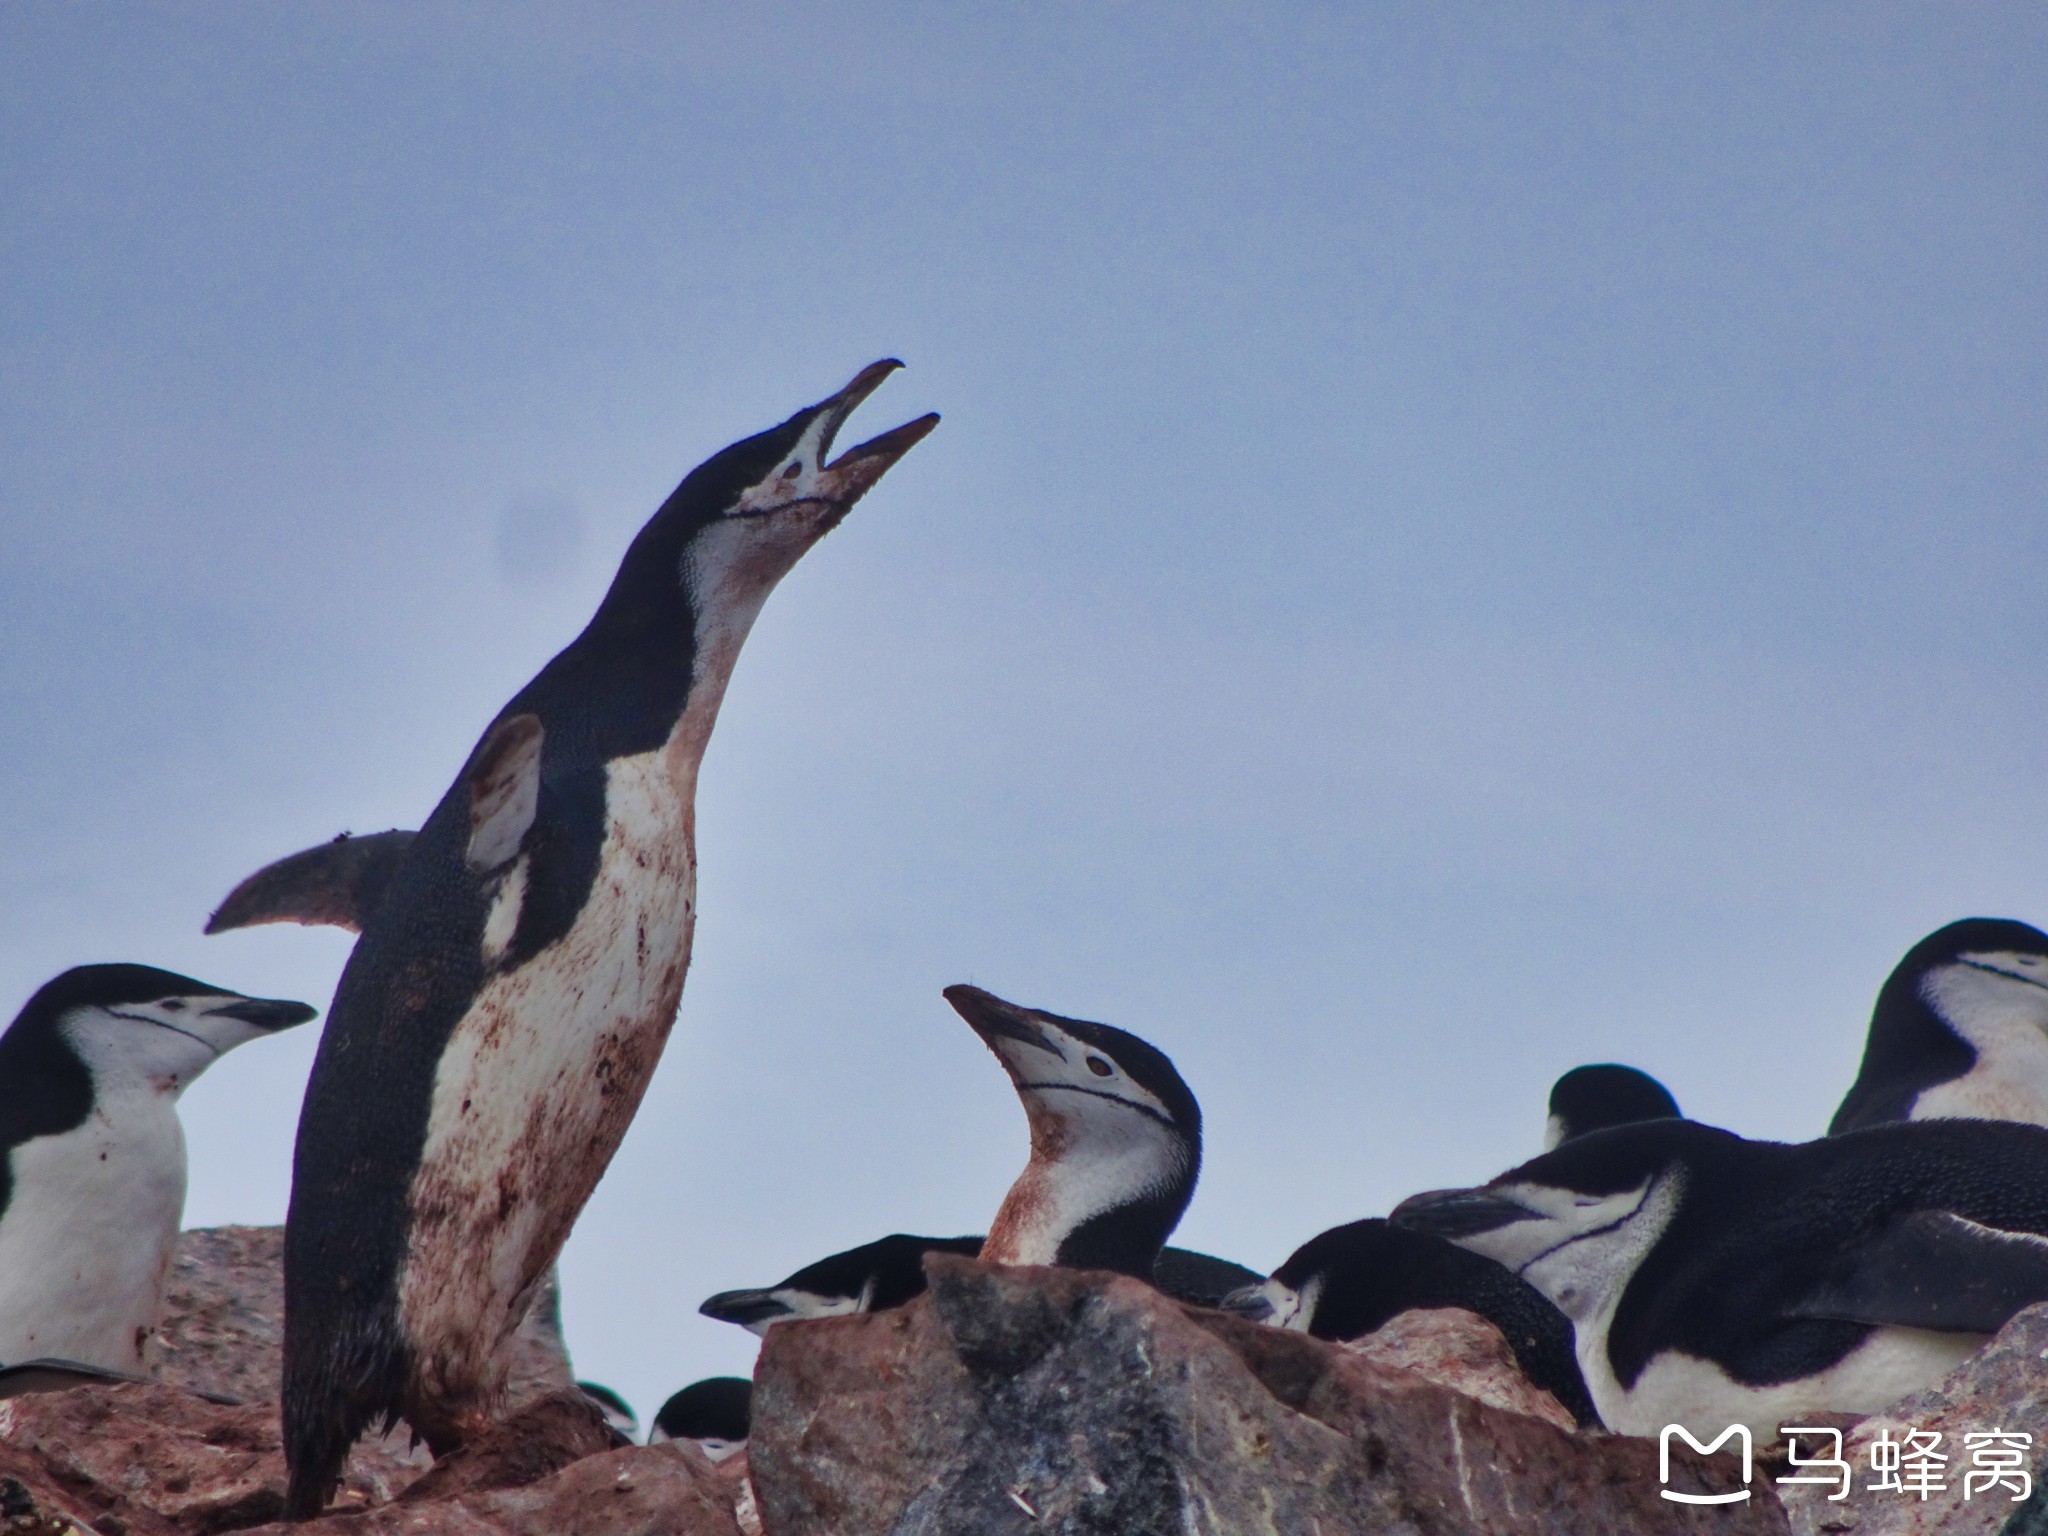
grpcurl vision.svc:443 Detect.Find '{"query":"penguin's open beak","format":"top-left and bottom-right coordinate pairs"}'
top-left (1388, 1187), bottom-right (1541, 1239)
top-left (205, 996), bottom-right (318, 1032)
top-left (943, 984), bottom-right (1065, 1060)
top-left (811, 360), bottom-right (940, 506)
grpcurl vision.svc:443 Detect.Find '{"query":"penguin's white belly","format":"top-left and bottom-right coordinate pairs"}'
top-left (1588, 1326), bottom-right (1986, 1439)
top-left (0, 1091), bottom-right (185, 1369)
top-left (400, 749), bottom-right (696, 1404)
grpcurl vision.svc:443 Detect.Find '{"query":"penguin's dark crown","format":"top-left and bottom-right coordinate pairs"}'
top-left (653, 1378), bottom-right (752, 1442)
top-left (1546, 1063), bottom-right (1682, 1143)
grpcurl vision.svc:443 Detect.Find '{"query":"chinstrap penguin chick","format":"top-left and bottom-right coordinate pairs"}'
top-left (0, 965), bottom-right (313, 1371)
top-left (649, 1377), bottom-right (751, 1461)
top-left (946, 983), bottom-right (1215, 1280)
top-left (1221, 1220), bottom-right (1598, 1427)
top-left (699, 1233), bottom-right (1256, 1334)
top-left (1831, 918), bottom-right (2048, 1134)
top-left (1545, 1063), bottom-right (1682, 1150)
top-left (281, 363), bottom-right (936, 1517)
top-left (1391, 1116), bottom-right (2048, 1438)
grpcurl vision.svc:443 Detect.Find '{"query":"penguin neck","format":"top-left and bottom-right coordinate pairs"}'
top-left (658, 521), bottom-right (791, 793)
top-left (979, 1103), bottom-right (1197, 1277)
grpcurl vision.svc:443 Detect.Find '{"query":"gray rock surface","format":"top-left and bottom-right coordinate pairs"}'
top-left (749, 1252), bottom-right (1792, 1535)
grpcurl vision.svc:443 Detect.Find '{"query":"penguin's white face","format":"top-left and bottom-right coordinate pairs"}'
top-left (1937, 949), bottom-right (2048, 1015)
top-left (61, 993), bottom-right (311, 1097)
top-left (1222, 1274), bottom-right (1319, 1332)
top-left (1400, 1173), bottom-right (1682, 1326)
top-left (987, 1017), bottom-right (1183, 1134)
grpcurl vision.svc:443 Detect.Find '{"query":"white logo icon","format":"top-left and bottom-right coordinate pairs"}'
top-left (1659, 1424), bottom-right (1753, 1505)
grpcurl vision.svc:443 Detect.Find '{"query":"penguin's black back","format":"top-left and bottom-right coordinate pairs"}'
top-left (1828, 918), bottom-right (2048, 1134)
top-left (1518, 1116), bottom-right (2048, 1390)
top-left (1274, 1218), bottom-right (1598, 1427)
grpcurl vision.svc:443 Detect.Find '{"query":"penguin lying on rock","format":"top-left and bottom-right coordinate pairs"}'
top-left (277, 363), bottom-right (936, 1517)
top-left (0, 965), bottom-right (314, 1372)
top-left (700, 986), bottom-right (1256, 1333)
top-left (1831, 918), bottom-right (2048, 1134)
top-left (1219, 1064), bottom-right (1674, 1430)
top-left (1392, 1115), bottom-right (2048, 1438)
top-left (650, 1377), bottom-right (751, 1461)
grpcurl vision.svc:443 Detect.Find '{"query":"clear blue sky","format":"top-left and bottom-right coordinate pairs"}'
top-left (3, 4), bottom-right (2044, 1422)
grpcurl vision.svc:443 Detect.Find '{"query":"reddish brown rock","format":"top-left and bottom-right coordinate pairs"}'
top-left (397, 1391), bottom-right (618, 1504)
top-left (0, 1382), bottom-right (423, 1534)
top-left (750, 1253), bottom-right (1791, 1535)
top-left (156, 1228), bottom-right (572, 1414)
top-left (1345, 1306), bottom-right (1580, 1432)
top-left (238, 1446), bottom-right (742, 1536)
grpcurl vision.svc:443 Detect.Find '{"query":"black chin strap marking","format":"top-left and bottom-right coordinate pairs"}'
top-left (1958, 959), bottom-right (2048, 996)
top-left (1515, 1189), bottom-right (1651, 1279)
top-left (1014, 1081), bottom-right (1177, 1131)
top-left (106, 1009), bottom-right (223, 1059)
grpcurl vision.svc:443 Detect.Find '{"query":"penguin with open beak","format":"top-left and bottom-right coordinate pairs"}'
top-left (279, 364), bottom-right (935, 1517)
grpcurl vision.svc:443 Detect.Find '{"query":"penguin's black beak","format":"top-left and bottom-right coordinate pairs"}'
top-left (205, 996), bottom-right (319, 1032)
top-left (943, 984), bottom-right (1065, 1060)
top-left (1217, 1284), bottom-right (1277, 1324)
top-left (699, 1289), bottom-right (794, 1329)
top-left (1388, 1187), bottom-right (1541, 1239)
top-left (812, 360), bottom-right (940, 506)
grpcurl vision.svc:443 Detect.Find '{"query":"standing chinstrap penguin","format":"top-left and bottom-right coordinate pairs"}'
top-left (0, 965), bottom-right (313, 1371)
top-left (1391, 1116), bottom-right (2048, 1437)
top-left (281, 363), bottom-right (936, 1517)
top-left (1831, 918), bottom-right (2048, 1134)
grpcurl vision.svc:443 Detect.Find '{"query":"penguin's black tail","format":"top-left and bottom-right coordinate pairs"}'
top-left (281, 1289), bottom-right (409, 1519)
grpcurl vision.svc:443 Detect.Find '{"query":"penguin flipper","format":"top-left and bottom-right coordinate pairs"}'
top-left (204, 829), bottom-right (419, 935)
top-left (1789, 1210), bottom-right (2048, 1334)
top-left (465, 713), bottom-right (544, 873)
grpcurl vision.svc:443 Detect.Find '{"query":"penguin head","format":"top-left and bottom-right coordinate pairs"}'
top-left (9, 965), bottom-right (317, 1098)
top-left (945, 983), bottom-right (1201, 1194)
top-left (698, 1233), bottom-right (981, 1336)
top-left (597, 361), bottom-right (937, 637)
top-left (1219, 1269), bottom-right (1324, 1332)
top-left (649, 1377), bottom-right (751, 1461)
top-left (946, 984), bottom-right (1201, 1273)
top-left (1905, 917), bottom-right (2048, 1044)
top-left (1543, 1064), bottom-right (1682, 1150)
top-left (1833, 917), bottom-right (2048, 1133)
top-left (1390, 1118), bottom-right (1715, 1325)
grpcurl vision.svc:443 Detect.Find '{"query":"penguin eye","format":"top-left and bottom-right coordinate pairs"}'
top-left (1085, 1055), bottom-right (1113, 1077)
top-left (780, 461), bottom-right (802, 481)
top-left (160, 1000), bottom-right (186, 1013)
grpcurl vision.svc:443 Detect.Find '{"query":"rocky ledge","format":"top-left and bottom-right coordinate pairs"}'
top-left (1, 1230), bottom-right (2043, 1535)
